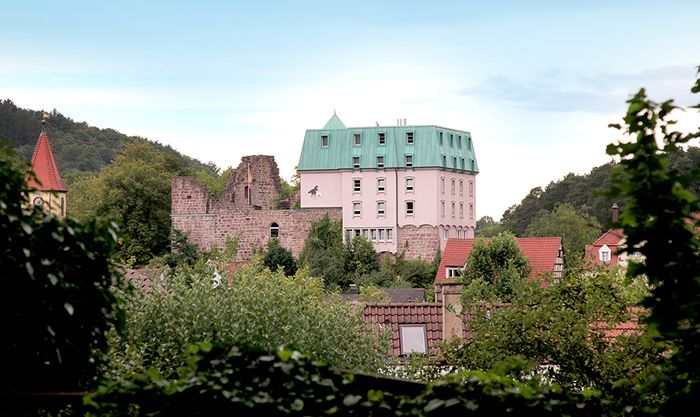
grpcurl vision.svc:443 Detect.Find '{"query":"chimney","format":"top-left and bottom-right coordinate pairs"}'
top-left (611, 203), bottom-right (619, 223)
top-left (441, 282), bottom-right (464, 341)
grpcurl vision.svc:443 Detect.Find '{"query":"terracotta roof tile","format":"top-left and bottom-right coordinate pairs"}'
top-left (436, 237), bottom-right (563, 283)
top-left (362, 303), bottom-right (443, 356)
top-left (27, 131), bottom-right (66, 192)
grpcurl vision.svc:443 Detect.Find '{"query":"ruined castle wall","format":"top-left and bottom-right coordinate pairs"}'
top-left (172, 176), bottom-right (216, 215)
top-left (172, 207), bottom-right (341, 260)
top-left (220, 155), bottom-right (282, 210)
top-left (397, 224), bottom-right (440, 261)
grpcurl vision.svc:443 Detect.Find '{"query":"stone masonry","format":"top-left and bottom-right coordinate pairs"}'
top-left (397, 225), bottom-right (440, 260)
top-left (172, 155), bottom-right (340, 260)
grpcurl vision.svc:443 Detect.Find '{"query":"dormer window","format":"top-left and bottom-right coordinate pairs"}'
top-left (354, 133), bottom-right (361, 145)
top-left (405, 155), bottom-right (413, 167)
top-left (353, 156), bottom-right (360, 169)
top-left (406, 132), bottom-right (414, 144)
top-left (378, 133), bottom-right (386, 145)
top-left (377, 156), bottom-right (384, 168)
top-left (599, 244), bottom-right (612, 262)
top-left (321, 135), bottom-right (329, 147)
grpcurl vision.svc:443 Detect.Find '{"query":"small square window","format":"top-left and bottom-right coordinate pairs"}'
top-left (353, 202), bottom-right (361, 217)
top-left (353, 156), bottom-right (360, 169)
top-left (406, 132), bottom-right (414, 144)
top-left (377, 201), bottom-right (386, 216)
top-left (406, 201), bottom-right (414, 216)
top-left (353, 179), bottom-right (361, 193)
top-left (354, 133), bottom-right (361, 145)
top-left (405, 155), bottom-right (413, 167)
top-left (406, 177), bottom-right (414, 192)
top-left (321, 135), bottom-right (329, 147)
top-left (377, 178), bottom-right (386, 192)
top-left (377, 156), bottom-right (384, 168)
top-left (354, 229), bottom-right (361, 237)
top-left (378, 133), bottom-right (385, 145)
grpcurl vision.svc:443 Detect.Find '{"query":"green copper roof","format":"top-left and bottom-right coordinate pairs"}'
top-left (298, 120), bottom-right (479, 173)
top-left (323, 113), bottom-right (347, 130)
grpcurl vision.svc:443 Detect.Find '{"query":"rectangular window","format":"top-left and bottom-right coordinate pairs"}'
top-left (379, 229), bottom-right (385, 240)
top-left (378, 133), bottom-right (385, 145)
top-left (453, 157), bottom-right (457, 169)
top-left (405, 177), bottom-right (414, 192)
top-left (442, 155), bottom-right (447, 167)
top-left (377, 156), bottom-right (384, 168)
top-left (406, 132), bottom-right (414, 144)
top-left (405, 155), bottom-right (413, 167)
top-left (457, 135), bottom-right (462, 148)
top-left (345, 229), bottom-right (353, 241)
top-left (458, 230), bottom-right (463, 238)
top-left (469, 180), bottom-right (473, 197)
top-left (387, 228), bottom-right (393, 241)
top-left (400, 325), bottom-right (427, 354)
top-left (353, 156), bottom-right (360, 169)
top-left (440, 177), bottom-right (445, 194)
top-left (444, 229), bottom-right (449, 239)
top-left (460, 203), bottom-right (464, 219)
top-left (469, 203), bottom-right (474, 220)
top-left (459, 180), bottom-right (463, 196)
top-left (353, 179), bottom-right (361, 193)
top-left (377, 201), bottom-right (386, 216)
top-left (353, 202), bottom-right (361, 217)
top-left (371, 229), bottom-right (377, 241)
top-left (451, 179), bottom-right (455, 195)
top-left (451, 202), bottom-right (455, 218)
top-left (450, 134), bottom-right (454, 147)
top-left (377, 178), bottom-right (385, 192)
top-left (355, 229), bottom-right (361, 237)
top-left (362, 229), bottom-right (369, 239)
top-left (354, 133), bottom-right (361, 145)
top-left (441, 201), bottom-right (445, 217)
top-left (446, 267), bottom-right (462, 278)
top-left (461, 158), bottom-right (465, 170)
top-left (321, 135), bottom-right (329, 147)
top-left (439, 131), bottom-right (443, 145)
top-left (406, 201), bottom-right (414, 216)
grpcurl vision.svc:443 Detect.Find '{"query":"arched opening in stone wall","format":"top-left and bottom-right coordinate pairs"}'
top-left (270, 222), bottom-right (279, 238)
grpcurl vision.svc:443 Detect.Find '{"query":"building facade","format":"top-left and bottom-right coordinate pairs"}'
top-left (298, 114), bottom-right (479, 259)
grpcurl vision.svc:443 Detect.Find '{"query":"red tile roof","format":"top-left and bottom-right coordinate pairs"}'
top-left (362, 303), bottom-right (442, 356)
top-left (435, 237), bottom-right (563, 283)
top-left (27, 131), bottom-right (66, 191)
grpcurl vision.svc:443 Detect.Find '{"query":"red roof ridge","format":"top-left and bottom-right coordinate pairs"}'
top-left (27, 130), bottom-right (67, 192)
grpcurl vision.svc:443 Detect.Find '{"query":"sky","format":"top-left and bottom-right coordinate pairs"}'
top-left (1, 0), bottom-right (699, 220)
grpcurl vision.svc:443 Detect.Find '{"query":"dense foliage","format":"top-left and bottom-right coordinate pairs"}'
top-left (104, 262), bottom-right (388, 381)
top-left (0, 147), bottom-right (123, 392)
top-left (606, 69), bottom-right (700, 414)
top-left (0, 99), bottom-right (215, 178)
top-left (88, 342), bottom-right (609, 417)
top-left (525, 203), bottom-right (602, 261)
top-left (262, 237), bottom-right (297, 276)
top-left (299, 215), bottom-right (437, 290)
top-left (68, 142), bottom-right (190, 266)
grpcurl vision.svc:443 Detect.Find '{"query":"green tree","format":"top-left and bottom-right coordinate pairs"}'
top-left (605, 68), bottom-right (700, 414)
top-left (462, 233), bottom-right (531, 303)
top-left (299, 214), bottom-right (347, 288)
top-left (0, 146), bottom-right (123, 392)
top-left (69, 142), bottom-right (189, 265)
top-left (193, 165), bottom-right (233, 198)
top-left (104, 265), bottom-right (388, 381)
top-left (525, 203), bottom-right (602, 262)
top-left (263, 237), bottom-right (297, 276)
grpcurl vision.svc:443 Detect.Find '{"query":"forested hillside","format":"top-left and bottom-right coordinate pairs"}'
top-left (478, 147), bottom-right (700, 258)
top-left (0, 99), bottom-right (216, 180)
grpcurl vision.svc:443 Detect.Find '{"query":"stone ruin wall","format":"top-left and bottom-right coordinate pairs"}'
top-left (397, 224), bottom-right (441, 261)
top-left (172, 155), bottom-right (340, 260)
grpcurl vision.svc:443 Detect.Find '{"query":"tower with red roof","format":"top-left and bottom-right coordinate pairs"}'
top-left (27, 118), bottom-right (67, 218)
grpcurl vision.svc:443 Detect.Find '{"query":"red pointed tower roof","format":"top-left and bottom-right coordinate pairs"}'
top-left (27, 130), bottom-right (67, 191)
